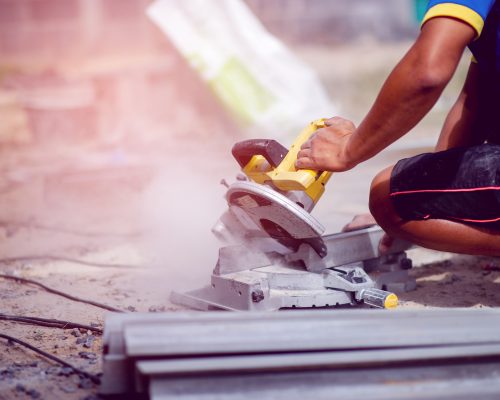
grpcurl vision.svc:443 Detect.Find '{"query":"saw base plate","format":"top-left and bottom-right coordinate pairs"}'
top-left (171, 226), bottom-right (416, 311)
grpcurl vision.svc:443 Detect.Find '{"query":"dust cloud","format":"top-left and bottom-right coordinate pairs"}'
top-left (140, 166), bottom-right (228, 297)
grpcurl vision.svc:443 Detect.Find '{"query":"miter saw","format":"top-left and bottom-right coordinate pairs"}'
top-left (171, 119), bottom-right (416, 311)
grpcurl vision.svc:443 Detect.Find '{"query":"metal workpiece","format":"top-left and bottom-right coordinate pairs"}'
top-left (101, 309), bottom-right (500, 399)
top-left (103, 309), bottom-right (500, 355)
top-left (286, 226), bottom-right (411, 272)
top-left (146, 362), bottom-right (500, 400)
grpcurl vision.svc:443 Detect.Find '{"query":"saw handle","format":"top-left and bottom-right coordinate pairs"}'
top-left (232, 139), bottom-right (288, 169)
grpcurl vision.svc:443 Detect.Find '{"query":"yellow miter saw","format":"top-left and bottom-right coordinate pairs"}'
top-left (171, 119), bottom-right (416, 311)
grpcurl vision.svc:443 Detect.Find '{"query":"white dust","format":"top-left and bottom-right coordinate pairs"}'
top-left (140, 167), bottom-right (227, 297)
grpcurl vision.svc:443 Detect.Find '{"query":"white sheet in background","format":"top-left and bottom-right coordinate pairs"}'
top-left (147, 0), bottom-right (334, 137)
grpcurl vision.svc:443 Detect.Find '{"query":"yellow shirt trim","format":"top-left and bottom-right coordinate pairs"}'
top-left (471, 55), bottom-right (478, 63)
top-left (421, 3), bottom-right (485, 38)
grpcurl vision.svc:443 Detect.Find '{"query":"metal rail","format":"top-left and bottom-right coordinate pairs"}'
top-left (101, 309), bottom-right (500, 399)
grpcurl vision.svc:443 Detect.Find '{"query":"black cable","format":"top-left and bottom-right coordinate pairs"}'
top-left (0, 333), bottom-right (101, 384)
top-left (0, 313), bottom-right (103, 334)
top-left (0, 274), bottom-right (124, 313)
top-left (0, 255), bottom-right (139, 269)
top-left (0, 220), bottom-right (143, 238)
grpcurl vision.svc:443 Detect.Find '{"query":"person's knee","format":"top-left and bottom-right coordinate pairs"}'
top-left (369, 166), bottom-right (400, 231)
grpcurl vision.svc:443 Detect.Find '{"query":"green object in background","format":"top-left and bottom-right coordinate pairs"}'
top-left (414, 0), bottom-right (428, 23)
top-left (208, 57), bottom-right (276, 125)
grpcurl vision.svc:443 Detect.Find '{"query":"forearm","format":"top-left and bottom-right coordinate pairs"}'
top-left (345, 18), bottom-right (475, 165)
top-left (346, 51), bottom-right (447, 163)
top-left (296, 18), bottom-right (476, 173)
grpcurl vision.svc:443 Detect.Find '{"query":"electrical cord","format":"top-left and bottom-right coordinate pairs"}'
top-left (0, 274), bottom-right (124, 313)
top-left (0, 313), bottom-right (103, 334)
top-left (0, 219), bottom-right (143, 238)
top-left (0, 333), bottom-right (101, 384)
top-left (0, 255), bottom-right (139, 269)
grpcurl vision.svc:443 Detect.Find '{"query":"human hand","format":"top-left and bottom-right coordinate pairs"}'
top-left (295, 117), bottom-right (357, 172)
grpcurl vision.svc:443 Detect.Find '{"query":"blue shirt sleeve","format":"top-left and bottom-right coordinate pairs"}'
top-left (423, 0), bottom-right (496, 37)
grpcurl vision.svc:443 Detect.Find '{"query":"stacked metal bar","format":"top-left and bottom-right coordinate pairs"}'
top-left (101, 309), bottom-right (500, 399)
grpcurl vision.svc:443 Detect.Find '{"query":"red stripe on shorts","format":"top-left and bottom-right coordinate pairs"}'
top-left (390, 186), bottom-right (500, 196)
top-left (391, 186), bottom-right (500, 223)
top-left (450, 216), bottom-right (500, 223)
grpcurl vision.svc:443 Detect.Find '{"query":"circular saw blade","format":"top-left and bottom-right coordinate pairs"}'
top-left (226, 181), bottom-right (326, 255)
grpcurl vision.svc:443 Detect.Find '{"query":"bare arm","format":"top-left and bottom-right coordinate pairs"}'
top-left (297, 17), bottom-right (476, 171)
top-left (435, 61), bottom-right (481, 151)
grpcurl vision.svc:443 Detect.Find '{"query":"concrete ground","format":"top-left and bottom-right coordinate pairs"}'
top-left (0, 41), bottom-right (498, 400)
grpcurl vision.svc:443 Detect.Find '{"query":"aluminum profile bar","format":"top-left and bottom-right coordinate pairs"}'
top-left (102, 309), bottom-right (500, 399)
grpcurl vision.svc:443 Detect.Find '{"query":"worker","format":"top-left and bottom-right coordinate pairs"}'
top-left (296, 0), bottom-right (500, 256)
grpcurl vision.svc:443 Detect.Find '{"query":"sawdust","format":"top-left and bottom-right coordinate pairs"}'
top-left (0, 153), bottom-right (209, 399)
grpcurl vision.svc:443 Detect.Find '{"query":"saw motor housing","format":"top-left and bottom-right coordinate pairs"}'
top-left (232, 119), bottom-right (331, 211)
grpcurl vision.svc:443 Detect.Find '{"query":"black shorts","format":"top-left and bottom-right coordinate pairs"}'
top-left (390, 144), bottom-right (500, 230)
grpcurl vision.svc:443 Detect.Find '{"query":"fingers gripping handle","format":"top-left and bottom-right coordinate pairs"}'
top-left (281, 119), bottom-right (326, 173)
top-left (231, 119), bottom-right (326, 171)
top-left (268, 119), bottom-right (332, 196)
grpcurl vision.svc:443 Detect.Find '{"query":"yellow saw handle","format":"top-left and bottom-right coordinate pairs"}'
top-left (235, 119), bottom-right (332, 206)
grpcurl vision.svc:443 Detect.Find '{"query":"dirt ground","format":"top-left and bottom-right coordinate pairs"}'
top-left (0, 41), bottom-right (498, 400)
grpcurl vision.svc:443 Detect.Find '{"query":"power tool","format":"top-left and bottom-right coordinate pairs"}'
top-left (172, 119), bottom-right (416, 311)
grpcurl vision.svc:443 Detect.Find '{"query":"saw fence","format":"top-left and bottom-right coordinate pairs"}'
top-left (101, 309), bottom-right (500, 399)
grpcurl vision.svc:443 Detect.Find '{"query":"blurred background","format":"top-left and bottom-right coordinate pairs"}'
top-left (0, 0), bottom-right (451, 147)
top-left (0, 0), bottom-right (471, 234)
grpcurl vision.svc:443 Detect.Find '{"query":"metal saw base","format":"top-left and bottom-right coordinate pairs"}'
top-left (172, 226), bottom-right (416, 311)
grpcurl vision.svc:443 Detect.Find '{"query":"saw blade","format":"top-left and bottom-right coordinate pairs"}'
top-left (226, 181), bottom-right (326, 255)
